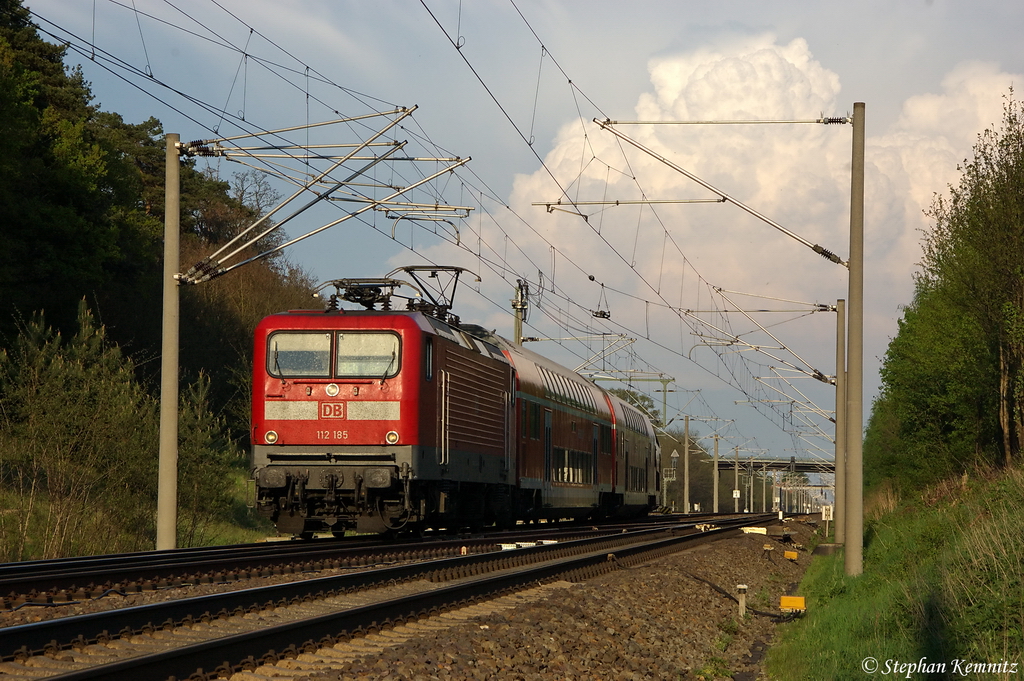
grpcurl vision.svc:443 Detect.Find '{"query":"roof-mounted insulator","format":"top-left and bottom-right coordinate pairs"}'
top-left (812, 244), bottom-right (843, 264)
top-left (180, 258), bottom-right (223, 284)
top-left (179, 141), bottom-right (225, 157)
top-left (812, 370), bottom-right (831, 384)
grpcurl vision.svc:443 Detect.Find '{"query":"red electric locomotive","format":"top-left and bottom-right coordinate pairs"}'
top-left (251, 267), bottom-right (659, 536)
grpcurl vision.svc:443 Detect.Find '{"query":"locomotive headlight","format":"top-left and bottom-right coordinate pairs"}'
top-left (265, 430), bottom-right (279, 444)
top-left (385, 430), bottom-right (400, 445)
top-left (325, 383), bottom-right (340, 397)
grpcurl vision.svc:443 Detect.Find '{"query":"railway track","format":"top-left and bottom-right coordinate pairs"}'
top-left (0, 514), bottom-right (775, 680)
top-left (0, 513), bottom-right (723, 608)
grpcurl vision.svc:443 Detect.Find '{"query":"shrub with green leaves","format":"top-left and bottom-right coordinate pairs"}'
top-left (0, 303), bottom-right (157, 559)
top-left (0, 302), bottom-right (243, 559)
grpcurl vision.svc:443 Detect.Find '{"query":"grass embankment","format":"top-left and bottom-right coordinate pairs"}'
top-left (767, 466), bottom-right (1024, 679)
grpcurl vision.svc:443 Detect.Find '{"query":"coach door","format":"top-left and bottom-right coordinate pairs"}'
top-left (543, 409), bottom-right (552, 487)
top-left (437, 366), bottom-right (450, 466)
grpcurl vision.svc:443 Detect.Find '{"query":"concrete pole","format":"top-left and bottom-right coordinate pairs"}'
top-left (683, 416), bottom-right (690, 514)
top-left (157, 134), bottom-right (180, 551)
top-left (845, 102), bottom-right (865, 576)
top-left (746, 463), bottom-right (752, 512)
top-left (761, 463), bottom-right (767, 512)
top-left (835, 299), bottom-right (847, 544)
top-left (659, 378), bottom-right (670, 509)
top-left (733, 446), bottom-right (740, 513)
top-left (713, 434), bottom-right (719, 513)
top-left (751, 463), bottom-right (757, 511)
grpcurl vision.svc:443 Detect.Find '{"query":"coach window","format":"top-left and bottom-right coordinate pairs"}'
top-left (268, 332), bottom-right (331, 377)
top-left (571, 381), bottom-right (584, 410)
top-left (557, 375), bottom-right (571, 404)
top-left (335, 332), bottom-right (401, 379)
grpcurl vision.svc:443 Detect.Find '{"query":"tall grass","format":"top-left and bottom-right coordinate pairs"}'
top-left (938, 467), bottom-right (1024, 666)
top-left (767, 465), bottom-right (1024, 679)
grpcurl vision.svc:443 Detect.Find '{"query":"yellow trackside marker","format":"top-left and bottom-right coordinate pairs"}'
top-left (780, 595), bottom-right (806, 613)
top-left (784, 550), bottom-right (799, 561)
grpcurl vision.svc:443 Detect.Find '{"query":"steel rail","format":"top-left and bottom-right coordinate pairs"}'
top-left (0, 524), bottom-right (637, 603)
top-left (0, 513), bottom-right (747, 603)
top-left (1, 516), bottom-right (771, 667)
top-left (40, 515), bottom-right (772, 680)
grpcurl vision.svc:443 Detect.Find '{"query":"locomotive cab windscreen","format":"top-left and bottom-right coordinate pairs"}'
top-left (268, 331), bottom-right (400, 380)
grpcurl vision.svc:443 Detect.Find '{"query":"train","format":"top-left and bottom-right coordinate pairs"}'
top-left (250, 266), bottom-right (660, 536)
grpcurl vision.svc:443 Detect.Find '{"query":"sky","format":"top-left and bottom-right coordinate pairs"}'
top-left (24, 0), bottom-right (1024, 467)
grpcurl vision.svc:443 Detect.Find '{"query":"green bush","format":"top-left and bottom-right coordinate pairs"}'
top-left (768, 466), bottom-right (1024, 679)
top-left (0, 303), bottom-right (158, 558)
top-left (0, 302), bottom-right (246, 559)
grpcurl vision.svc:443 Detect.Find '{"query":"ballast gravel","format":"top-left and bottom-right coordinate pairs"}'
top-left (289, 520), bottom-right (817, 681)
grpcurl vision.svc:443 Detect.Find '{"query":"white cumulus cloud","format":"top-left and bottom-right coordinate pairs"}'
top-left (492, 35), bottom-right (1021, 441)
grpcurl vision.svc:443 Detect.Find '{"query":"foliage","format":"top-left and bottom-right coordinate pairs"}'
top-left (0, 0), bottom-right (319, 556)
top-left (176, 373), bottom-right (239, 547)
top-left (657, 427), bottom-right (772, 512)
top-left (0, 303), bottom-right (248, 559)
top-left (767, 465), bottom-right (1024, 679)
top-left (920, 93), bottom-right (1024, 465)
top-left (0, 303), bottom-right (157, 559)
top-left (865, 92), bottom-right (1024, 492)
top-left (0, 4), bottom-right (163, 337)
top-left (865, 285), bottom-right (999, 492)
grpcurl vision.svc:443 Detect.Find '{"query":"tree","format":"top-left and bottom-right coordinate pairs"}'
top-left (0, 4), bottom-right (171, 341)
top-left (177, 373), bottom-right (238, 547)
top-left (0, 303), bottom-right (158, 558)
top-left (865, 91), bottom-right (1024, 492)
top-left (0, 302), bottom-right (245, 559)
top-left (865, 284), bottom-right (998, 492)
top-left (0, 0), bottom-right (320, 555)
top-left (920, 93), bottom-right (1024, 465)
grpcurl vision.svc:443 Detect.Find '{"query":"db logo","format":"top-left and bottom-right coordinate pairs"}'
top-left (320, 402), bottom-right (345, 419)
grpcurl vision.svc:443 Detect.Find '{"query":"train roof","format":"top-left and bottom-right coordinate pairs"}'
top-left (256, 309), bottom-right (510, 366)
top-left (461, 325), bottom-right (612, 418)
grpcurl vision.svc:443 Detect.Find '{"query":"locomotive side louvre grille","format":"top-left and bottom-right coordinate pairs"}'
top-left (443, 349), bottom-right (508, 450)
top-left (265, 401), bottom-right (318, 420)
